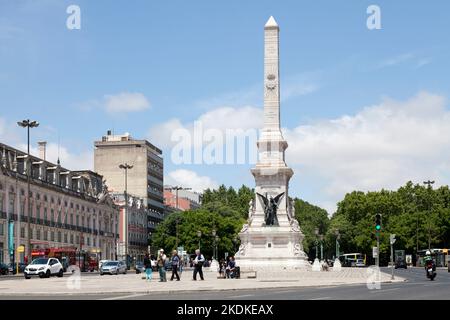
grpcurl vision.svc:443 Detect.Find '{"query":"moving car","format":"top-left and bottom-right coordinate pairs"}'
top-left (24, 258), bottom-right (64, 279)
top-left (135, 262), bottom-right (145, 274)
top-left (0, 263), bottom-right (9, 275)
top-left (100, 260), bottom-right (127, 275)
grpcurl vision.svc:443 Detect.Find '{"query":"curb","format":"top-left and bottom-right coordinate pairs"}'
top-left (0, 278), bottom-right (406, 296)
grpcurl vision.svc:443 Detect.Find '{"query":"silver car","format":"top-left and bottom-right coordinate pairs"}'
top-left (100, 260), bottom-right (127, 275)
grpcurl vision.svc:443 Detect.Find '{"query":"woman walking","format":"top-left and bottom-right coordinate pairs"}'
top-left (170, 250), bottom-right (181, 281)
top-left (143, 253), bottom-right (152, 281)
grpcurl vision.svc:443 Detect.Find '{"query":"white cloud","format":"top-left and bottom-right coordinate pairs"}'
top-left (284, 91), bottom-right (450, 214)
top-left (19, 143), bottom-right (93, 171)
top-left (76, 92), bottom-right (150, 113)
top-left (378, 53), bottom-right (432, 69)
top-left (166, 169), bottom-right (218, 193)
top-left (104, 92), bottom-right (150, 113)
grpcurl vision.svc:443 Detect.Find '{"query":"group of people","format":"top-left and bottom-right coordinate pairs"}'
top-left (219, 256), bottom-right (238, 279)
top-left (142, 249), bottom-right (208, 282)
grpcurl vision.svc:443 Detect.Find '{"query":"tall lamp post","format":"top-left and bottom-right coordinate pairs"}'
top-left (314, 228), bottom-right (319, 260)
top-left (197, 230), bottom-right (202, 251)
top-left (119, 163), bottom-right (133, 268)
top-left (212, 228), bottom-right (217, 260)
top-left (319, 234), bottom-right (324, 261)
top-left (423, 180), bottom-right (435, 250)
top-left (17, 119), bottom-right (39, 263)
top-left (335, 229), bottom-right (340, 259)
top-left (233, 237), bottom-right (238, 254)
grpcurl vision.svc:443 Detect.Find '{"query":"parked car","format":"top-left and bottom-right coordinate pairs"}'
top-left (395, 258), bottom-right (407, 269)
top-left (8, 262), bottom-right (27, 274)
top-left (0, 263), bottom-right (9, 275)
top-left (24, 258), bottom-right (64, 279)
top-left (100, 260), bottom-right (127, 275)
top-left (135, 262), bottom-right (145, 274)
top-left (99, 260), bottom-right (110, 269)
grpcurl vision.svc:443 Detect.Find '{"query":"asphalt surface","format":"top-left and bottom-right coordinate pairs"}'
top-left (0, 267), bottom-right (448, 300)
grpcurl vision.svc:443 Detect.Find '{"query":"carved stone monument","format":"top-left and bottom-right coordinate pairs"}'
top-left (235, 16), bottom-right (309, 272)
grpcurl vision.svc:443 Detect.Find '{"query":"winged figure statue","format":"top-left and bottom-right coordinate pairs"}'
top-left (256, 192), bottom-right (285, 226)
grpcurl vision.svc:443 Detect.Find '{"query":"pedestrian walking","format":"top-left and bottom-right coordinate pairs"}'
top-left (170, 250), bottom-right (181, 281)
top-left (193, 249), bottom-right (205, 281)
top-left (157, 249), bottom-right (167, 282)
top-left (143, 253), bottom-right (152, 281)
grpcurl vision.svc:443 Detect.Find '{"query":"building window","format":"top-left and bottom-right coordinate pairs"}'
top-left (44, 195), bottom-right (47, 202)
top-left (57, 211), bottom-right (62, 224)
top-left (0, 194), bottom-right (3, 212)
top-left (9, 197), bottom-right (14, 214)
top-left (70, 214), bottom-right (73, 225)
top-left (82, 216), bottom-right (85, 227)
top-left (87, 237), bottom-right (90, 246)
top-left (57, 232), bottom-right (61, 242)
top-left (20, 227), bottom-right (25, 238)
top-left (44, 208), bottom-right (48, 221)
top-left (37, 229), bottom-right (41, 240)
top-left (0, 223), bottom-right (3, 236)
top-left (36, 204), bottom-right (41, 219)
top-left (51, 231), bottom-right (55, 241)
top-left (43, 230), bottom-right (48, 241)
top-left (64, 212), bottom-right (68, 224)
top-left (64, 233), bottom-right (68, 243)
top-left (76, 235), bottom-right (79, 244)
top-left (76, 215), bottom-right (79, 226)
top-left (50, 209), bottom-right (54, 222)
top-left (20, 201), bottom-right (25, 218)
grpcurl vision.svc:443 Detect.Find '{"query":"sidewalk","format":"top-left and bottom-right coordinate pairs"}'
top-left (0, 268), bottom-right (405, 296)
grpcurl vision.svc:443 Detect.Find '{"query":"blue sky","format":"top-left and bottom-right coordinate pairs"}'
top-left (1, 0), bottom-right (450, 214)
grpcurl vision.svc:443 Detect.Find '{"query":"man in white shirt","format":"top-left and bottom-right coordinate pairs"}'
top-left (157, 249), bottom-right (167, 282)
top-left (193, 249), bottom-right (205, 280)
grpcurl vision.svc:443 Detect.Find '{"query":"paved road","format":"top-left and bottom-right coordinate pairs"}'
top-left (1, 267), bottom-right (448, 300)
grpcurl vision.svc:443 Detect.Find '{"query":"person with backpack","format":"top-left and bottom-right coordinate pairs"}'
top-left (157, 249), bottom-right (167, 282)
top-left (170, 250), bottom-right (181, 281)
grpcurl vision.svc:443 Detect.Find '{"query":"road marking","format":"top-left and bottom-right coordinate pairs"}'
top-left (309, 297), bottom-right (331, 300)
top-left (100, 293), bottom-right (148, 300)
top-left (228, 294), bottom-right (254, 298)
top-left (370, 287), bottom-right (400, 293)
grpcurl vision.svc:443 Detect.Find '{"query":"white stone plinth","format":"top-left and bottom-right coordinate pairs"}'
top-left (333, 258), bottom-right (342, 272)
top-left (312, 258), bottom-right (321, 272)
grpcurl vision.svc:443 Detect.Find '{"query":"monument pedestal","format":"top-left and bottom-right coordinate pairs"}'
top-left (235, 222), bottom-right (310, 272)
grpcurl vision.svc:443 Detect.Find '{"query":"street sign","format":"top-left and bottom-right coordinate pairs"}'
top-left (17, 245), bottom-right (25, 253)
top-left (390, 234), bottom-right (396, 245)
top-left (373, 246), bottom-right (378, 258)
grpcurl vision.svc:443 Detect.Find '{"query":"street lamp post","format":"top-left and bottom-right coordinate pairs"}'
top-left (423, 180), bottom-right (435, 250)
top-left (17, 119), bottom-right (39, 263)
top-left (212, 228), bottom-right (217, 260)
top-left (335, 230), bottom-right (340, 259)
top-left (314, 228), bottom-right (319, 260)
top-left (197, 230), bottom-right (202, 251)
top-left (215, 235), bottom-right (219, 261)
top-left (319, 234), bottom-right (324, 261)
top-left (119, 163), bottom-right (133, 268)
top-left (233, 237), bottom-right (238, 253)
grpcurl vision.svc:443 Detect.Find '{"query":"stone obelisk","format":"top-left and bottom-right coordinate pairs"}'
top-left (235, 16), bottom-right (308, 273)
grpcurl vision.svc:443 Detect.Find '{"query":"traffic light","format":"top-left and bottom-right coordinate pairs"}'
top-left (375, 213), bottom-right (382, 231)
